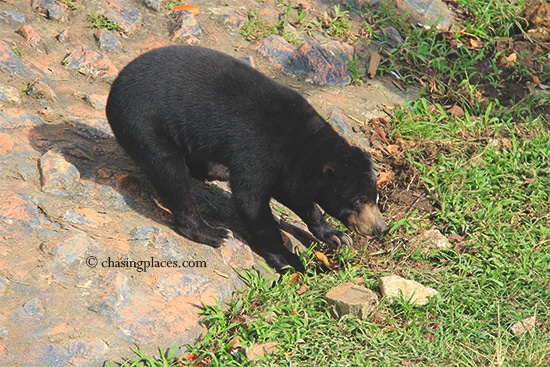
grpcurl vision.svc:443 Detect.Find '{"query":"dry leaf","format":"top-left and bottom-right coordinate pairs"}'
top-left (384, 144), bottom-right (400, 154)
top-left (446, 104), bottom-right (465, 117)
top-left (245, 341), bottom-right (279, 361)
top-left (172, 4), bottom-right (201, 16)
top-left (354, 277), bottom-right (365, 285)
top-left (314, 250), bottom-right (336, 269)
top-left (377, 171), bottom-right (393, 188)
top-left (287, 272), bottom-right (302, 285)
top-left (522, 177), bottom-right (536, 187)
top-left (533, 75), bottom-right (541, 86)
top-left (296, 285), bottom-right (308, 294)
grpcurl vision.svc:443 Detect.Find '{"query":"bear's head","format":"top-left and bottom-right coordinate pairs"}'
top-left (316, 147), bottom-right (387, 236)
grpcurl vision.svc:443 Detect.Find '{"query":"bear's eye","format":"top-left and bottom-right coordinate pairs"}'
top-left (352, 197), bottom-right (367, 207)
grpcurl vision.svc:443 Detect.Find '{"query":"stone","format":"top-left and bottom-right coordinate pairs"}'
top-left (0, 191), bottom-right (40, 226)
top-left (31, 0), bottom-right (69, 21)
top-left (25, 340), bottom-right (109, 367)
top-left (0, 84), bottom-right (21, 105)
top-left (0, 133), bottom-right (14, 154)
top-left (39, 150), bottom-right (81, 196)
top-left (94, 29), bottom-right (122, 53)
top-left (82, 92), bottom-right (108, 109)
top-left (170, 10), bottom-right (201, 41)
top-left (0, 10), bottom-right (26, 25)
top-left (26, 80), bottom-right (57, 102)
top-left (98, 0), bottom-right (143, 35)
top-left (0, 108), bottom-right (45, 130)
top-left (143, 0), bottom-right (162, 11)
top-left (251, 35), bottom-right (294, 69)
top-left (63, 208), bottom-right (111, 228)
top-left (41, 231), bottom-right (96, 264)
top-left (325, 282), bottom-right (379, 319)
top-left (210, 7), bottom-right (246, 33)
top-left (88, 272), bottom-right (129, 318)
top-left (395, 0), bottom-right (454, 30)
top-left (66, 118), bottom-right (114, 139)
top-left (0, 40), bottom-right (38, 81)
top-left (62, 44), bottom-right (118, 81)
top-left (288, 42), bottom-right (351, 85)
top-left (511, 316), bottom-right (536, 335)
top-left (17, 298), bottom-right (46, 321)
top-left (410, 229), bottom-right (451, 250)
top-left (379, 275), bottom-right (438, 306)
top-left (16, 25), bottom-right (42, 47)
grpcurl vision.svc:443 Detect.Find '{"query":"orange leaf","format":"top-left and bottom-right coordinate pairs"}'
top-left (377, 171), bottom-right (393, 188)
top-left (446, 105), bottom-right (465, 117)
top-left (384, 144), bottom-right (400, 154)
top-left (287, 272), bottom-right (302, 285)
top-left (296, 285), bottom-right (308, 295)
top-left (314, 250), bottom-right (336, 269)
top-left (172, 4), bottom-right (200, 16)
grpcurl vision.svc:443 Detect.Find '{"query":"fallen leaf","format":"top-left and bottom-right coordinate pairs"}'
top-left (296, 285), bottom-right (308, 294)
top-left (533, 75), bottom-right (541, 86)
top-left (384, 144), bottom-right (400, 154)
top-left (287, 272), bottom-right (302, 285)
top-left (354, 277), bottom-right (365, 285)
top-left (370, 118), bottom-right (389, 144)
top-left (172, 4), bottom-right (200, 16)
top-left (446, 104), bottom-right (465, 117)
top-left (469, 38), bottom-right (483, 49)
top-left (448, 234), bottom-right (465, 242)
top-left (245, 341), bottom-right (279, 361)
top-left (377, 171), bottom-right (393, 188)
top-left (314, 250), bottom-right (337, 269)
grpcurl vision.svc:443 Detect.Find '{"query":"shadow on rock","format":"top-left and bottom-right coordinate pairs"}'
top-left (28, 120), bottom-right (312, 260)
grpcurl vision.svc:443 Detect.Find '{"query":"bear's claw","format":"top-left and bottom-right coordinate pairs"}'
top-left (329, 233), bottom-right (353, 247)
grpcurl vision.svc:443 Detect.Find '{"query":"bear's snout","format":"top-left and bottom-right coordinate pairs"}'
top-left (346, 204), bottom-right (387, 236)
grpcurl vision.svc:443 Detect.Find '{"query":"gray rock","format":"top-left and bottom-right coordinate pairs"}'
top-left (98, 0), bottom-right (143, 35)
top-left (94, 29), bottom-right (122, 53)
top-left (0, 10), bottom-right (26, 25)
top-left (31, 0), bottom-right (69, 21)
top-left (325, 282), bottom-right (379, 319)
top-left (0, 84), bottom-right (21, 105)
top-left (410, 229), bottom-right (451, 250)
top-left (395, 0), bottom-right (454, 30)
top-left (379, 275), bottom-right (438, 306)
top-left (170, 10), bottom-right (201, 41)
top-left (39, 150), bottom-right (81, 196)
top-left (143, 0), bottom-right (162, 11)
top-left (0, 41), bottom-right (38, 81)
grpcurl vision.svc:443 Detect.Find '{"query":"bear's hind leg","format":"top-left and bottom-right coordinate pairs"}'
top-left (134, 140), bottom-right (231, 247)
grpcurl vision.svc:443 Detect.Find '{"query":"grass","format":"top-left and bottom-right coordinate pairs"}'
top-left (90, 13), bottom-right (122, 32)
top-left (114, 0), bottom-right (549, 365)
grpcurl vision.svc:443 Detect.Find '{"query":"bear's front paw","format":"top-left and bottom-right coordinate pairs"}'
top-left (325, 231), bottom-right (353, 248)
top-left (175, 221), bottom-right (233, 248)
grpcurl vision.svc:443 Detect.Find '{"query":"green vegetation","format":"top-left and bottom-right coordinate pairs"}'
top-left (90, 13), bottom-right (122, 32)
top-left (166, 0), bottom-right (183, 11)
top-left (59, 0), bottom-right (77, 11)
top-left (115, 0), bottom-right (549, 365)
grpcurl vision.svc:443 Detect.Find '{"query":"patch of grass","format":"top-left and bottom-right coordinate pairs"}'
top-left (322, 5), bottom-right (351, 39)
top-left (166, 0), bottom-right (183, 11)
top-left (90, 13), bottom-right (122, 32)
top-left (239, 10), bottom-right (281, 42)
top-left (11, 46), bottom-right (22, 57)
top-left (59, 0), bottom-right (76, 11)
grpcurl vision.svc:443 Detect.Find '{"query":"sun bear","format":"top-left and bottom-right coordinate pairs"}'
top-left (106, 46), bottom-right (387, 272)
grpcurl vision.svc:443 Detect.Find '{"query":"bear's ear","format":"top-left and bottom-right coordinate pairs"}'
top-left (322, 161), bottom-right (338, 177)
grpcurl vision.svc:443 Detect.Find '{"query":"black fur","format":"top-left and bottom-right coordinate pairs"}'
top-left (106, 46), bottom-right (385, 272)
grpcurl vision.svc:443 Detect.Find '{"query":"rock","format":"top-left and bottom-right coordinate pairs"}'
top-left (41, 231), bottom-right (96, 264)
top-left (251, 35), bottom-right (294, 69)
top-left (82, 92), bottom-right (108, 109)
top-left (0, 191), bottom-right (40, 227)
top-left (31, 0), bottom-right (69, 21)
top-left (410, 229), bottom-right (451, 250)
top-left (0, 40), bottom-right (38, 81)
top-left (0, 133), bottom-right (14, 154)
top-left (210, 7), bottom-right (246, 34)
top-left (170, 10), bottom-right (201, 41)
top-left (143, 0), bottom-right (162, 11)
top-left (39, 150), bottom-right (81, 196)
top-left (66, 118), bottom-right (114, 139)
top-left (0, 108), bottom-right (45, 130)
top-left (0, 10), bottom-right (26, 25)
top-left (63, 208), bottom-right (111, 228)
top-left (94, 29), bottom-right (122, 53)
top-left (0, 84), bottom-right (21, 105)
top-left (379, 275), bottom-right (438, 306)
top-left (511, 316), bottom-right (536, 335)
top-left (25, 340), bottom-right (109, 367)
top-left (325, 282), bottom-right (379, 319)
top-left (98, 0), bottom-right (143, 35)
top-left (17, 298), bottom-right (46, 321)
top-left (26, 80), bottom-right (57, 102)
top-left (288, 42), bottom-right (351, 85)
top-left (88, 272), bottom-right (129, 318)
top-left (16, 25), bottom-right (42, 47)
top-left (62, 44), bottom-right (118, 81)
top-left (395, 0), bottom-right (454, 30)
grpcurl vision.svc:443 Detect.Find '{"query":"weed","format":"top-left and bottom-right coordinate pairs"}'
top-left (11, 46), bottom-right (22, 57)
top-left (165, 0), bottom-right (183, 10)
top-left (239, 10), bottom-right (281, 41)
top-left (90, 13), bottom-right (122, 32)
top-left (322, 5), bottom-right (351, 39)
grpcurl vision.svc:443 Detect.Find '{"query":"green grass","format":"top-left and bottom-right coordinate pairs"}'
top-left (114, 0), bottom-right (550, 365)
top-left (90, 13), bottom-right (122, 32)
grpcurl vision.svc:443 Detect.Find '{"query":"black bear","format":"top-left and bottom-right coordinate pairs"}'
top-left (106, 46), bottom-right (387, 272)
